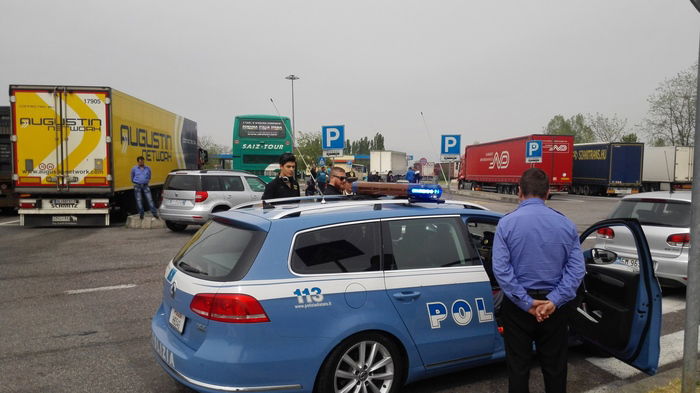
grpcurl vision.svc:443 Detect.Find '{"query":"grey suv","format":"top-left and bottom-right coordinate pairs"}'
top-left (159, 170), bottom-right (266, 231)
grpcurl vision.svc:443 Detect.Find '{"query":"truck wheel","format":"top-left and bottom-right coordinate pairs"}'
top-left (315, 332), bottom-right (405, 393)
top-left (165, 221), bottom-right (187, 232)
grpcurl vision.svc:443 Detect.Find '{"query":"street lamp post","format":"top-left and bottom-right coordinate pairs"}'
top-left (285, 74), bottom-right (300, 145)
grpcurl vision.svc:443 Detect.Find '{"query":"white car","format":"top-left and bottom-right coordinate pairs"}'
top-left (597, 191), bottom-right (691, 287)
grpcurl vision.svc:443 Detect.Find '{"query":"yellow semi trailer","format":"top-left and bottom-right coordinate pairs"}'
top-left (10, 85), bottom-right (202, 226)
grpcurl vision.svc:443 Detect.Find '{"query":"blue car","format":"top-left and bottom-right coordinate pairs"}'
top-left (151, 183), bottom-right (661, 393)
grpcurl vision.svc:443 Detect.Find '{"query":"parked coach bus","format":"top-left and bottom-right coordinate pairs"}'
top-left (232, 115), bottom-right (292, 182)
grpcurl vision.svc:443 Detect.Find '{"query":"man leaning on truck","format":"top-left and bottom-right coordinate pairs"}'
top-left (131, 156), bottom-right (160, 220)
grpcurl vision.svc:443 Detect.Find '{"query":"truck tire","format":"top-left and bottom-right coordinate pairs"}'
top-left (165, 221), bottom-right (187, 232)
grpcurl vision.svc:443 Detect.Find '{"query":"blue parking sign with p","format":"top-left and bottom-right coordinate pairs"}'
top-left (441, 135), bottom-right (460, 155)
top-left (322, 125), bottom-right (345, 149)
top-left (526, 140), bottom-right (542, 163)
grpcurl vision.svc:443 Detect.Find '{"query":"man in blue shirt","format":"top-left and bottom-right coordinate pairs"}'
top-left (130, 156), bottom-right (159, 220)
top-left (492, 168), bottom-right (585, 393)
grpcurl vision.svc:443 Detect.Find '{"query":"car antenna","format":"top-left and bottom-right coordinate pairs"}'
top-left (420, 111), bottom-right (451, 190)
top-left (270, 97), bottom-right (325, 199)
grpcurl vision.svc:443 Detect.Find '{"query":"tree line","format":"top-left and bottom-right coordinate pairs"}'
top-left (545, 62), bottom-right (697, 146)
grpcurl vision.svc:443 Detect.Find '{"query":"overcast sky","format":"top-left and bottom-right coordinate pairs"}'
top-left (1, 1), bottom-right (698, 162)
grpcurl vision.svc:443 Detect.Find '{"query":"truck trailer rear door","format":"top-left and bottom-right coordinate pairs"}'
top-left (12, 86), bottom-right (110, 192)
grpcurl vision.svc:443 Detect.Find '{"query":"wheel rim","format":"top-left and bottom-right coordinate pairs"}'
top-left (333, 340), bottom-right (395, 393)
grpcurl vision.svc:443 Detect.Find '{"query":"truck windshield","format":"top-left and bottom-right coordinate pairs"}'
top-left (609, 199), bottom-right (691, 228)
top-left (172, 221), bottom-right (266, 281)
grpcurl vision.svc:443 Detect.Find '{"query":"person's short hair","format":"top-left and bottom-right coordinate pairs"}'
top-left (330, 166), bottom-right (346, 177)
top-left (136, 156), bottom-right (145, 162)
top-left (279, 153), bottom-right (296, 166)
top-left (519, 168), bottom-right (549, 198)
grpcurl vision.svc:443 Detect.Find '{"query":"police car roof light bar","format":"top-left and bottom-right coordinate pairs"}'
top-left (351, 182), bottom-right (443, 202)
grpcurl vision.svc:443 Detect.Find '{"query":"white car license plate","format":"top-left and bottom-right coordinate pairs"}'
top-left (167, 198), bottom-right (187, 206)
top-left (169, 308), bottom-right (186, 334)
top-left (616, 256), bottom-right (639, 270)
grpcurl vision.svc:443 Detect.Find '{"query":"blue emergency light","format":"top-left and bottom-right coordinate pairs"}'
top-left (407, 184), bottom-right (443, 201)
top-left (351, 182), bottom-right (443, 202)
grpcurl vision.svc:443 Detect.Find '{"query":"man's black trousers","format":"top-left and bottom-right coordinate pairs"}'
top-left (502, 297), bottom-right (571, 393)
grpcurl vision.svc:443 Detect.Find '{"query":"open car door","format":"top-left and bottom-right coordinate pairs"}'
top-left (572, 218), bottom-right (662, 375)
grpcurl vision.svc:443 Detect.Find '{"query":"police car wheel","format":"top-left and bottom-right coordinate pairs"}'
top-left (316, 333), bottom-right (404, 393)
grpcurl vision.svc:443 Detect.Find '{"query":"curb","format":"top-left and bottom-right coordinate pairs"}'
top-left (125, 214), bottom-right (165, 229)
top-left (617, 366), bottom-right (689, 393)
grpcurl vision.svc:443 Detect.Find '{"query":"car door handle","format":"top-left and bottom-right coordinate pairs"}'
top-left (392, 291), bottom-right (421, 301)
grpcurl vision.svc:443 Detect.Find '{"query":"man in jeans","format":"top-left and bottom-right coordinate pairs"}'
top-left (131, 156), bottom-right (159, 220)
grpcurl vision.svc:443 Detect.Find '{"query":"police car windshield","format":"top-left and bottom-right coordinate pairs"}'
top-left (172, 221), bottom-right (266, 280)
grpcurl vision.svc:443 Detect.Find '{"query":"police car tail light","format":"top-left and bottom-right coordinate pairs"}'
top-left (195, 191), bottom-right (208, 203)
top-left (190, 293), bottom-right (270, 323)
top-left (596, 228), bottom-right (615, 239)
top-left (351, 181), bottom-right (443, 202)
top-left (667, 233), bottom-right (690, 247)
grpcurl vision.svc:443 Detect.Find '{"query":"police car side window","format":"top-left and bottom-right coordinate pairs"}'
top-left (291, 222), bottom-right (381, 274)
top-left (466, 219), bottom-right (499, 287)
top-left (383, 217), bottom-right (479, 270)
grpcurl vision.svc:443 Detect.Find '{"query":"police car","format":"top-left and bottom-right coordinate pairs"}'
top-left (151, 182), bottom-right (662, 393)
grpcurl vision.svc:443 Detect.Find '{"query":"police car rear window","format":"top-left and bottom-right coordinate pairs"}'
top-left (172, 221), bottom-right (265, 281)
top-left (291, 222), bottom-right (381, 274)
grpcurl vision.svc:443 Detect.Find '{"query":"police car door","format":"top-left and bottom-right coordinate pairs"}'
top-left (382, 215), bottom-right (497, 368)
top-left (573, 219), bottom-right (662, 374)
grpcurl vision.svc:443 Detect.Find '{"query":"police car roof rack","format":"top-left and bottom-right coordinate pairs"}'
top-left (233, 195), bottom-right (349, 210)
top-left (267, 198), bottom-right (490, 219)
top-left (269, 199), bottom-right (414, 219)
top-left (441, 200), bottom-right (487, 210)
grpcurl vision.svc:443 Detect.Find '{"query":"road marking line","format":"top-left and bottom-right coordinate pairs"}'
top-left (0, 219), bottom-right (20, 225)
top-left (585, 327), bottom-right (699, 379)
top-left (65, 284), bottom-right (137, 295)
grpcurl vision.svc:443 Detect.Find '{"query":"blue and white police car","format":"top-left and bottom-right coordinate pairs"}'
top-left (151, 183), bottom-right (662, 393)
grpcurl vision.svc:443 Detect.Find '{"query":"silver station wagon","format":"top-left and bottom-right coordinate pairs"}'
top-left (158, 170), bottom-right (266, 231)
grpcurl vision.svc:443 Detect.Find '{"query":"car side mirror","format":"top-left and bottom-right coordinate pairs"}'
top-left (584, 248), bottom-right (618, 264)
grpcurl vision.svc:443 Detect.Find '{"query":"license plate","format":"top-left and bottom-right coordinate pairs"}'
top-left (50, 199), bottom-right (79, 208)
top-left (616, 256), bottom-right (639, 270)
top-left (167, 198), bottom-right (187, 206)
top-left (169, 308), bottom-right (186, 334)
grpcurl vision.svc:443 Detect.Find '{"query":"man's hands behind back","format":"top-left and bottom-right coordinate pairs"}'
top-left (528, 300), bottom-right (557, 323)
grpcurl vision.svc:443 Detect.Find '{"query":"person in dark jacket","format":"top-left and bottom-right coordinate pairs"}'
top-left (262, 153), bottom-right (300, 200)
top-left (323, 167), bottom-right (346, 195)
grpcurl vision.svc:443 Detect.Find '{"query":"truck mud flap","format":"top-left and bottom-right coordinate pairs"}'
top-left (21, 214), bottom-right (108, 227)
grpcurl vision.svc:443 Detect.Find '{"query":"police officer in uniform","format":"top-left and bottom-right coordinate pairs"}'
top-left (492, 168), bottom-right (585, 393)
top-left (262, 153), bottom-right (300, 200)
